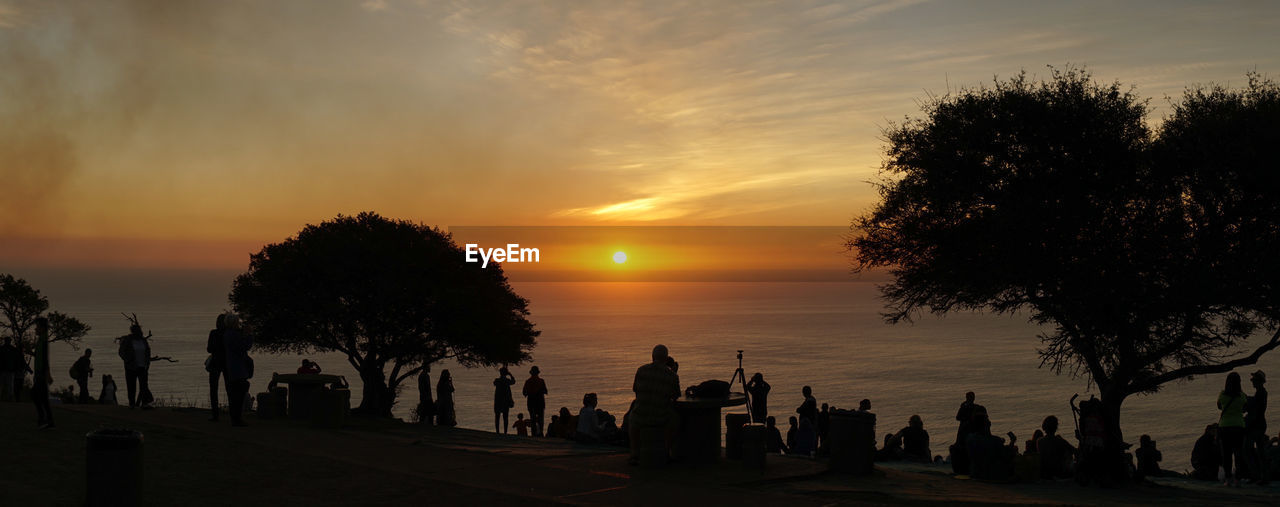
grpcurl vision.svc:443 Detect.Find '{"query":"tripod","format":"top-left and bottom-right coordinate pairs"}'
top-left (729, 350), bottom-right (753, 423)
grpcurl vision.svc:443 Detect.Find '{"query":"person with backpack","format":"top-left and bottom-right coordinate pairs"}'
top-left (70, 349), bottom-right (93, 403)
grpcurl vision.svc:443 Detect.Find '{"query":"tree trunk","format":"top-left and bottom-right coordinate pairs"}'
top-left (1097, 384), bottom-right (1132, 484)
top-left (356, 361), bottom-right (393, 417)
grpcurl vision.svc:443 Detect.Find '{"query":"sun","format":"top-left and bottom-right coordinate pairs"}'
top-left (612, 251), bottom-right (627, 264)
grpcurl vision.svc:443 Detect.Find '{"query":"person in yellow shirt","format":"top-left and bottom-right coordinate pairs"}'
top-left (1218, 372), bottom-right (1248, 486)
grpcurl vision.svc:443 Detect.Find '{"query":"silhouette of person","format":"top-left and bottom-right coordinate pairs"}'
top-left (31, 318), bottom-right (54, 429)
top-left (1036, 415), bottom-right (1074, 479)
top-left (765, 415), bottom-right (788, 453)
top-left (786, 415), bottom-right (798, 450)
top-left (297, 359), bottom-right (321, 374)
top-left (1135, 434), bottom-right (1172, 479)
top-left (897, 415), bottom-right (931, 462)
top-left (952, 391), bottom-right (983, 475)
top-left (1218, 372), bottom-right (1248, 486)
top-left (796, 386), bottom-right (817, 423)
top-left (817, 403), bottom-right (831, 452)
top-left (965, 411), bottom-right (1013, 481)
top-left (0, 336), bottom-right (20, 401)
top-left (436, 369), bottom-right (456, 427)
top-left (1246, 370), bottom-right (1268, 484)
top-left (746, 372), bottom-right (770, 422)
top-left (70, 349), bottom-right (93, 403)
top-left (117, 323), bottom-right (153, 409)
top-left (417, 366), bottom-right (435, 425)
top-left (1191, 423), bottom-right (1222, 481)
top-left (1025, 429), bottom-right (1043, 454)
top-left (222, 313), bottom-right (254, 427)
top-left (576, 392), bottom-right (604, 442)
top-left (628, 344), bottom-right (681, 464)
top-left (513, 412), bottom-right (530, 436)
top-left (493, 366), bottom-right (516, 433)
top-left (858, 399), bottom-right (871, 412)
top-left (523, 366), bottom-right (548, 437)
top-left (206, 314), bottom-right (226, 421)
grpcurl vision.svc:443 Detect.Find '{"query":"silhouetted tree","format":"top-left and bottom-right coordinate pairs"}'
top-left (850, 68), bottom-right (1280, 461)
top-left (230, 212), bottom-right (538, 417)
top-left (0, 274), bottom-right (91, 361)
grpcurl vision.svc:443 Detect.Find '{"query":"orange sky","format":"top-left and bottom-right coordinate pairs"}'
top-left (2, 1), bottom-right (1279, 271)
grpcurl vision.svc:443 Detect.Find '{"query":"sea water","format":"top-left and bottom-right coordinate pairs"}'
top-left (23, 269), bottom-right (1280, 471)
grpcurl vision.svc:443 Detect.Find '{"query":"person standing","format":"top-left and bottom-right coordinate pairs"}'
top-left (222, 313), bottom-right (254, 427)
top-left (523, 366), bottom-right (548, 437)
top-left (1218, 372), bottom-right (1248, 486)
top-left (746, 372), bottom-right (770, 423)
top-left (1246, 370), bottom-right (1268, 484)
top-left (436, 369), bottom-right (456, 427)
top-left (417, 366), bottom-right (435, 425)
top-left (493, 366), bottom-right (516, 433)
top-left (206, 314), bottom-right (226, 421)
top-left (953, 391), bottom-right (983, 475)
top-left (31, 318), bottom-right (54, 429)
top-left (628, 345), bottom-right (681, 464)
top-left (70, 349), bottom-right (93, 403)
top-left (0, 337), bottom-right (19, 401)
top-left (117, 323), bottom-right (153, 409)
top-left (796, 386), bottom-right (817, 423)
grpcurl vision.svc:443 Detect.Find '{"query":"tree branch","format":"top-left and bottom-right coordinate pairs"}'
top-left (1131, 327), bottom-right (1280, 393)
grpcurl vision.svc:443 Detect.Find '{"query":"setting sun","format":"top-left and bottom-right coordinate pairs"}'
top-left (613, 251), bottom-right (627, 264)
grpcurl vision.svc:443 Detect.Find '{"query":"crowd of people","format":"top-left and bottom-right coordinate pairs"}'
top-left (7, 326), bottom-right (1279, 488)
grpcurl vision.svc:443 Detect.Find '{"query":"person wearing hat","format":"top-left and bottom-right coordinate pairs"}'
top-left (522, 365), bottom-right (548, 437)
top-left (1246, 370), bottom-right (1268, 484)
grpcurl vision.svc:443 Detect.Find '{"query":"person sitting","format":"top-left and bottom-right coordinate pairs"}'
top-left (793, 416), bottom-right (817, 456)
top-left (297, 359), bottom-right (321, 375)
top-left (1135, 434), bottom-right (1176, 479)
top-left (1025, 430), bottom-right (1043, 454)
top-left (898, 414), bottom-right (932, 462)
top-left (546, 415), bottom-right (562, 438)
top-left (1036, 415), bottom-right (1076, 479)
top-left (877, 432), bottom-right (904, 461)
top-left (576, 393), bottom-right (607, 443)
top-left (858, 399), bottom-right (872, 412)
top-left (513, 413), bottom-right (531, 436)
top-left (765, 416), bottom-right (789, 454)
top-left (1191, 424), bottom-right (1221, 481)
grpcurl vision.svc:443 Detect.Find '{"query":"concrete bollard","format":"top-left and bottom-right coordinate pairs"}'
top-left (828, 410), bottom-right (876, 475)
top-left (86, 429), bottom-right (143, 507)
top-left (741, 423), bottom-right (767, 469)
top-left (725, 413), bottom-right (750, 460)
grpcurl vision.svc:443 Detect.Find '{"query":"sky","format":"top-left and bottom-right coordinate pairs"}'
top-left (2, 0), bottom-right (1279, 270)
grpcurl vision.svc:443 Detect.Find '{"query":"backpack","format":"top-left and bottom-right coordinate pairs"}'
top-left (685, 379), bottom-right (731, 398)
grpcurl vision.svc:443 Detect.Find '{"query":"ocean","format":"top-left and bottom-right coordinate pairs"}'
top-left (19, 269), bottom-right (1280, 471)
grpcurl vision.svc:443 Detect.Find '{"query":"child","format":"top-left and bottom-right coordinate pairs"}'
top-left (513, 413), bottom-right (530, 436)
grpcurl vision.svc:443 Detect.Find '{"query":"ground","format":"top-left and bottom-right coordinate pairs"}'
top-left (1, 401), bottom-right (1277, 506)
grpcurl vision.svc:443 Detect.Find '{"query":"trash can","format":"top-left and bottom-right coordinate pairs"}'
top-left (86, 429), bottom-right (143, 507)
top-left (725, 413), bottom-right (750, 460)
top-left (740, 423), bottom-right (767, 469)
top-left (828, 410), bottom-right (875, 475)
